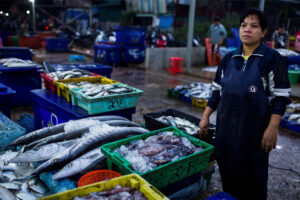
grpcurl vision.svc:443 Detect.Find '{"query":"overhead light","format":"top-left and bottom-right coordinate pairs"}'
top-left (0, 11), bottom-right (3, 15)
top-left (26, 10), bottom-right (30, 14)
top-left (29, 0), bottom-right (35, 2)
top-left (5, 13), bottom-right (9, 16)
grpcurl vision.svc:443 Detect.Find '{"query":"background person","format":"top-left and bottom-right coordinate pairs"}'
top-left (208, 17), bottom-right (227, 65)
top-left (272, 24), bottom-right (289, 49)
top-left (200, 9), bottom-right (291, 200)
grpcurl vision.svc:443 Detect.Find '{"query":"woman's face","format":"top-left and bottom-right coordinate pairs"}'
top-left (239, 15), bottom-right (266, 46)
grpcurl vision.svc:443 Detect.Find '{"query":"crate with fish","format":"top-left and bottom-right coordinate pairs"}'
top-left (50, 63), bottom-right (113, 78)
top-left (41, 69), bottom-right (99, 93)
top-left (54, 76), bottom-right (119, 102)
top-left (280, 102), bottom-right (300, 133)
top-left (0, 58), bottom-right (43, 106)
top-left (180, 90), bottom-right (193, 103)
top-left (143, 109), bottom-right (216, 145)
top-left (70, 83), bottom-right (143, 115)
top-left (40, 174), bottom-right (168, 200)
top-left (101, 127), bottom-right (214, 189)
top-left (0, 83), bottom-right (16, 118)
top-left (0, 47), bottom-right (33, 60)
top-left (0, 111), bottom-right (26, 151)
top-left (31, 89), bottom-right (137, 129)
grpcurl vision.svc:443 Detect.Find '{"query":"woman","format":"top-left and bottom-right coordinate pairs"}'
top-left (199, 9), bottom-right (291, 200)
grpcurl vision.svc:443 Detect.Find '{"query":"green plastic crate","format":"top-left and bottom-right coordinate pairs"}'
top-left (167, 88), bottom-right (181, 99)
top-left (288, 70), bottom-right (300, 84)
top-left (101, 127), bottom-right (214, 189)
top-left (70, 83), bottom-right (143, 115)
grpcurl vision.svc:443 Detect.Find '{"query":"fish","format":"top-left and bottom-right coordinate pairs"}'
top-left (52, 148), bottom-right (105, 180)
top-left (0, 182), bottom-right (20, 190)
top-left (73, 185), bottom-right (147, 200)
top-left (104, 120), bottom-right (140, 127)
top-left (80, 84), bottom-right (133, 98)
top-left (48, 69), bottom-right (92, 81)
top-left (156, 116), bottom-right (200, 135)
top-left (29, 119), bottom-right (137, 149)
top-left (10, 115), bottom-right (129, 146)
top-left (0, 185), bottom-right (16, 200)
top-left (15, 190), bottom-right (37, 200)
top-left (32, 127), bottom-right (148, 174)
top-left (10, 124), bottom-right (66, 146)
top-left (114, 131), bottom-right (203, 173)
top-left (25, 128), bottom-right (89, 149)
top-left (10, 139), bottom-right (79, 163)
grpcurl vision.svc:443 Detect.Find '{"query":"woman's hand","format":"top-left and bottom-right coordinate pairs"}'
top-left (261, 125), bottom-right (278, 152)
top-left (199, 116), bottom-right (210, 138)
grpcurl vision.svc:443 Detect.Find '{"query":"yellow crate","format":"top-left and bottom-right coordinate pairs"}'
top-left (54, 76), bottom-right (119, 102)
top-left (192, 98), bottom-right (208, 108)
top-left (39, 174), bottom-right (169, 200)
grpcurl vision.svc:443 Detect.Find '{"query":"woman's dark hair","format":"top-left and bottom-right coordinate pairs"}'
top-left (240, 9), bottom-right (268, 31)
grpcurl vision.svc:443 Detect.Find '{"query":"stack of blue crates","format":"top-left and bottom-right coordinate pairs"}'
top-left (0, 57), bottom-right (42, 106)
top-left (0, 47), bottom-right (33, 60)
top-left (118, 26), bottom-right (146, 64)
top-left (226, 28), bottom-right (242, 48)
top-left (0, 83), bottom-right (16, 118)
top-left (94, 26), bottom-right (146, 66)
top-left (45, 38), bottom-right (68, 52)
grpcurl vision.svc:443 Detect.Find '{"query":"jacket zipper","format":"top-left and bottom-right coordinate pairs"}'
top-left (242, 59), bottom-right (247, 71)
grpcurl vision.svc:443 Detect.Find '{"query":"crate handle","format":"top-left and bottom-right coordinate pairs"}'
top-left (148, 185), bottom-right (166, 197)
top-left (113, 154), bottom-right (131, 167)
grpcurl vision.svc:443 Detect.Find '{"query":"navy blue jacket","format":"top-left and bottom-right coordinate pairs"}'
top-left (207, 43), bottom-right (291, 116)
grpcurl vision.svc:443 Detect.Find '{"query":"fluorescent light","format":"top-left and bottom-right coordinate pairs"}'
top-left (29, 0), bottom-right (35, 2)
top-left (26, 10), bottom-right (30, 14)
top-left (0, 11), bottom-right (3, 15)
top-left (5, 13), bottom-right (9, 16)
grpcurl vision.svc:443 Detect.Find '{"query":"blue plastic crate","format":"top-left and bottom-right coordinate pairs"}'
top-left (94, 44), bottom-right (122, 66)
top-left (123, 46), bottom-right (145, 64)
top-left (287, 56), bottom-right (300, 65)
top-left (46, 38), bottom-right (68, 52)
top-left (0, 83), bottom-right (16, 117)
top-left (0, 66), bottom-right (42, 106)
top-left (281, 118), bottom-right (300, 133)
top-left (31, 89), bottom-right (136, 130)
top-left (0, 111), bottom-right (26, 151)
top-left (0, 47), bottom-right (33, 60)
top-left (115, 26), bottom-right (146, 46)
top-left (51, 63), bottom-right (113, 78)
top-left (206, 192), bottom-right (238, 200)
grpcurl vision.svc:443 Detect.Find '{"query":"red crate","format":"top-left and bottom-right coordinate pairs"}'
top-left (41, 72), bottom-right (100, 93)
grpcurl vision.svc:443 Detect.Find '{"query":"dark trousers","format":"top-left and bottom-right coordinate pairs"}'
top-left (218, 159), bottom-right (268, 200)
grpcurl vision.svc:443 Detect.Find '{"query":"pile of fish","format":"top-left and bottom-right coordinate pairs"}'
top-left (173, 82), bottom-right (212, 100)
top-left (73, 185), bottom-right (147, 200)
top-left (66, 82), bottom-right (99, 89)
top-left (48, 69), bottom-right (93, 80)
top-left (156, 116), bottom-right (200, 135)
top-left (284, 102), bottom-right (300, 125)
top-left (79, 84), bottom-right (133, 98)
top-left (0, 58), bottom-right (37, 68)
top-left (275, 48), bottom-right (299, 57)
top-left (114, 131), bottom-right (204, 173)
top-left (0, 115), bottom-right (148, 199)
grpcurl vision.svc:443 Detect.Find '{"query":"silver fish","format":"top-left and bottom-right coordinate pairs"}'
top-left (52, 148), bottom-right (105, 180)
top-left (0, 185), bottom-right (16, 200)
top-left (0, 182), bottom-right (20, 190)
top-left (10, 115), bottom-right (129, 146)
top-left (32, 127), bottom-right (148, 174)
top-left (16, 190), bottom-right (37, 200)
top-left (10, 139), bottom-right (79, 163)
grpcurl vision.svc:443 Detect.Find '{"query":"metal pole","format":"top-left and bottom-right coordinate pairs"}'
top-left (186, 0), bottom-right (196, 72)
top-left (29, 0), bottom-right (36, 33)
top-left (89, 8), bottom-right (92, 28)
top-left (259, 0), bottom-right (265, 11)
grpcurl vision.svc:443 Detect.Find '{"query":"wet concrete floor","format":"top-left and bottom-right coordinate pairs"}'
top-left (10, 50), bottom-right (300, 200)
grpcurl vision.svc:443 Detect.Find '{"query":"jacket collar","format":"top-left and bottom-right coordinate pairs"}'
top-left (231, 42), bottom-right (266, 58)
